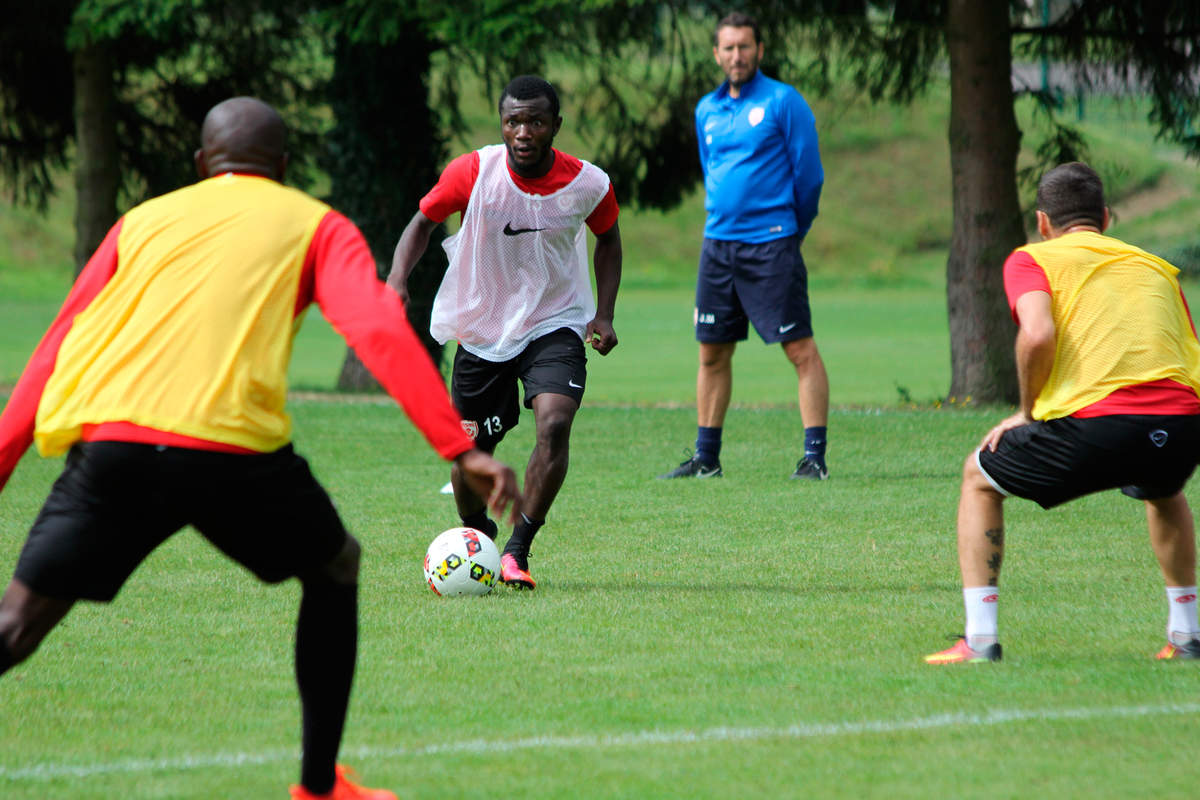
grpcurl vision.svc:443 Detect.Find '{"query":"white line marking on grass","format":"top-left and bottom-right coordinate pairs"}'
top-left (3, 702), bottom-right (1199, 782)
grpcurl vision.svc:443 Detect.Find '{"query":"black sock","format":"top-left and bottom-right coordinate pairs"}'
top-left (804, 426), bottom-right (828, 467)
top-left (295, 580), bottom-right (358, 794)
top-left (460, 508), bottom-right (497, 541)
top-left (0, 636), bottom-right (12, 677)
top-left (695, 425), bottom-right (722, 467)
top-left (503, 515), bottom-right (544, 568)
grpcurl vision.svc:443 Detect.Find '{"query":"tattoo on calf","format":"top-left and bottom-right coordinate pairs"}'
top-left (984, 527), bottom-right (1004, 583)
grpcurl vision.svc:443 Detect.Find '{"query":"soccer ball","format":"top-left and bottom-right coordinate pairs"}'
top-left (423, 527), bottom-right (501, 596)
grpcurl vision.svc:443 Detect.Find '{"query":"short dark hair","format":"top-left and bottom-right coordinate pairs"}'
top-left (1036, 162), bottom-right (1106, 230)
top-left (498, 75), bottom-right (560, 118)
top-left (714, 11), bottom-right (760, 45)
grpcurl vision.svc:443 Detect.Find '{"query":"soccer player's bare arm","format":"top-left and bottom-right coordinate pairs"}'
top-left (979, 290), bottom-right (1055, 452)
top-left (387, 210), bottom-right (439, 305)
top-left (1013, 289), bottom-right (1056, 416)
top-left (587, 220), bottom-right (622, 355)
top-left (388, 151), bottom-right (476, 304)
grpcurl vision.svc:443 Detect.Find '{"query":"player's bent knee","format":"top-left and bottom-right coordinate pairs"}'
top-left (315, 534), bottom-right (361, 585)
top-left (961, 452), bottom-right (989, 487)
top-left (0, 591), bottom-right (73, 666)
top-left (0, 623), bottom-right (42, 666)
top-left (541, 409), bottom-right (574, 436)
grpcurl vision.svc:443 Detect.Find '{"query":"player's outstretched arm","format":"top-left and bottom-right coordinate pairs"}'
top-left (387, 211), bottom-right (439, 306)
top-left (587, 220), bottom-right (622, 356)
top-left (454, 448), bottom-right (523, 525)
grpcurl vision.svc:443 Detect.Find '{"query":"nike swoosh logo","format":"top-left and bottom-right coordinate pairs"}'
top-left (778, 322), bottom-right (797, 334)
top-left (503, 222), bottom-right (545, 236)
top-left (568, 380), bottom-right (583, 389)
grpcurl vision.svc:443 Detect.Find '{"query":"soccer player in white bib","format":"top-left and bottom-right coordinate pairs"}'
top-left (388, 76), bottom-right (622, 590)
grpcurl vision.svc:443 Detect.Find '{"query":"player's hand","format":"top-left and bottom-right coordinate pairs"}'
top-left (585, 317), bottom-right (617, 356)
top-left (979, 411), bottom-right (1031, 452)
top-left (391, 281), bottom-right (411, 307)
top-left (454, 448), bottom-right (523, 525)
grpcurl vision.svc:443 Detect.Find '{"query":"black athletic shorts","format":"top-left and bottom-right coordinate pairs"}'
top-left (695, 234), bottom-right (813, 344)
top-left (14, 442), bottom-right (348, 602)
top-left (977, 414), bottom-right (1200, 509)
top-left (451, 327), bottom-right (586, 451)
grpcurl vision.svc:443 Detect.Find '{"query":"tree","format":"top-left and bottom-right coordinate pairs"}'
top-left (944, 0), bottom-right (1024, 403)
top-left (0, 1), bottom-right (76, 211)
top-left (320, 8), bottom-right (448, 387)
top-left (9, 1), bottom-right (1200, 402)
top-left (1, 0), bottom-right (329, 273)
top-left (851, 0), bottom-right (1200, 402)
top-left (545, 0), bottom-right (1200, 404)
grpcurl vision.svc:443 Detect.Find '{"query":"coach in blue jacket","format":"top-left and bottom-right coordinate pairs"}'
top-left (659, 11), bottom-right (828, 482)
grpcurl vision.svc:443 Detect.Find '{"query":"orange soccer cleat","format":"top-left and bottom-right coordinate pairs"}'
top-left (924, 636), bottom-right (1002, 665)
top-left (500, 552), bottom-right (536, 589)
top-left (1155, 638), bottom-right (1200, 660)
top-left (288, 764), bottom-right (397, 800)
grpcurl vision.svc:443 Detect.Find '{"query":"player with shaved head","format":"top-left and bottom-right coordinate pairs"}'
top-left (0, 96), bottom-right (521, 799)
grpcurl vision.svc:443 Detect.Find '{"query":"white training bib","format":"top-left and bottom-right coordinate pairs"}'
top-left (431, 144), bottom-right (611, 362)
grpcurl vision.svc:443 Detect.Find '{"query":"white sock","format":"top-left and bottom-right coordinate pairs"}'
top-left (1165, 586), bottom-right (1199, 645)
top-left (963, 586), bottom-right (1000, 649)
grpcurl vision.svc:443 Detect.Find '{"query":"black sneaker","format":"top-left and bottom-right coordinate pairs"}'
top-left (790, 456), bottom-right (829, 480)
top-left (658, 452), bottom-right (722, 479)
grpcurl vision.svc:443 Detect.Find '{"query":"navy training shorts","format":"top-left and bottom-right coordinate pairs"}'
top-left (694, 234), bottom-right (813, 344)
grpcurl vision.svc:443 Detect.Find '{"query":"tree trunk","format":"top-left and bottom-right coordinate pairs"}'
top-left (944, 0), bottom-right (1025, 405)
top-left (323, 29), bottom-right (446, 391)
top-left (72, 42), bottom-right (119, 275)
top-left (336, 349), bottom-right (382, 393)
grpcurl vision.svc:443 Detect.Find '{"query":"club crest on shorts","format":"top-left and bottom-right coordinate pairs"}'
top-left (1150, 429), bottom-right (1169, 448)
top-left (461, 419), bottom-right (479, 439)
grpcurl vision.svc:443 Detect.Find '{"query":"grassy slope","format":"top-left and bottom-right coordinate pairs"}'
top-left (3, 80), bottom-right (1198, 394)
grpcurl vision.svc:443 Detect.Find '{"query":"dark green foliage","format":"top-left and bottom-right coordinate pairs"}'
top-left (320, 21), bottom-right (448, 364)
top-left (70, 0), bottom-right (329, 203)
top-left (0, 0), bottom-right (76, 208)
top-left (1010, 1), bottom-right (1200, 183)
top-left (0, 0), bottom-right (329, 215)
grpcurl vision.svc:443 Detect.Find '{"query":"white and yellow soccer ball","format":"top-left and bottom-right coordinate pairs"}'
top-left (423, 527), bottom-right (501, 596)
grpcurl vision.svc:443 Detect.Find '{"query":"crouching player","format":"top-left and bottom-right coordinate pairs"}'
top-left (927, 162), bottom-right (1200, 664)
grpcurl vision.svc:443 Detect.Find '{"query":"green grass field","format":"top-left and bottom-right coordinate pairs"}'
top-left (2, 399), bottom-right (1199, 799)
top-left (4, 76), bottom-right (1200, 799)
top-left (3, 281), bottom-right (1200, 798)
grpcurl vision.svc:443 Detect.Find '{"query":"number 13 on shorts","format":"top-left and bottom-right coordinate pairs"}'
top-left (460, 416), bottom-right (503, 440)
